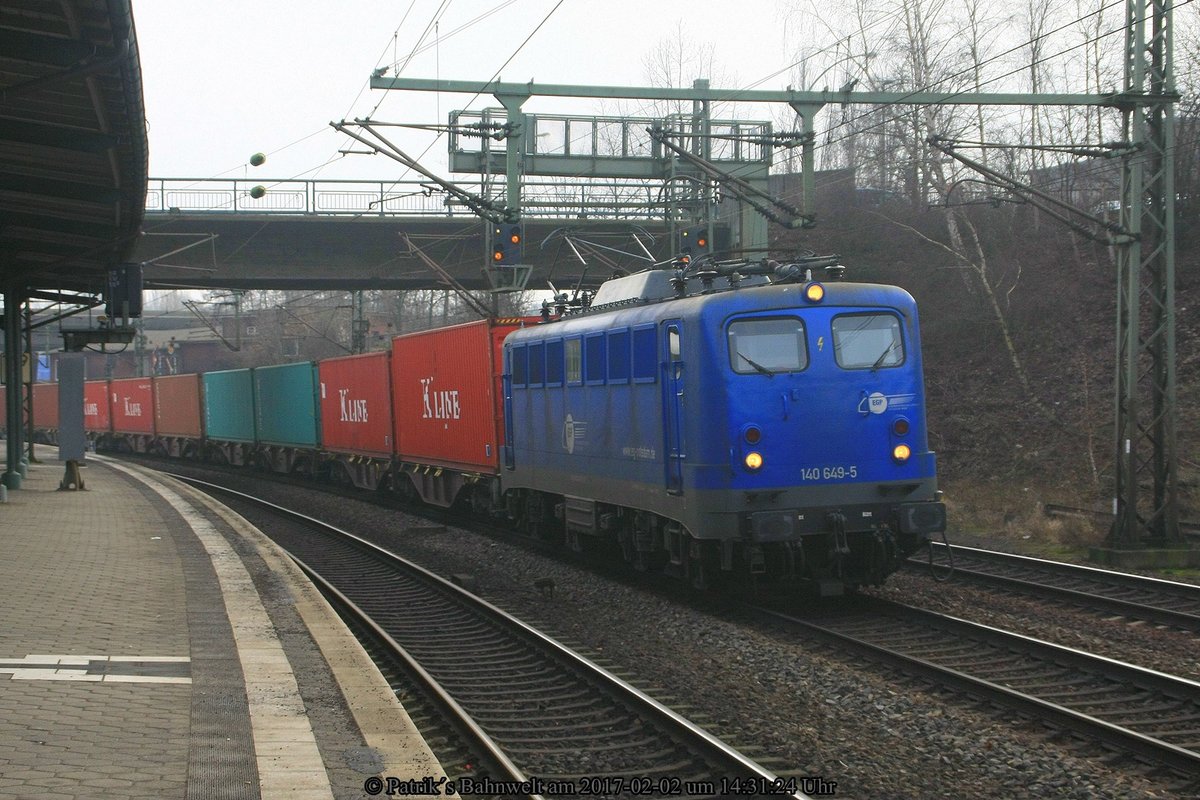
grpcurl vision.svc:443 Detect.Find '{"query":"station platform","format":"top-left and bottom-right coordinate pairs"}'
top-left (0, 448), bottom-right (446, 799)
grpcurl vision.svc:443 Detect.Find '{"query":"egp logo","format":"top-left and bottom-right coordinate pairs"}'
top-left (868, 392), bottom-right (888, 414)
top-left (563, 414), bottom-right (587, 453)
top-left (564, 414), bottom-right (576, 453)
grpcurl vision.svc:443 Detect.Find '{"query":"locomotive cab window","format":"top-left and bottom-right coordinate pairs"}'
top-left (727, 317), bottom-right (808, 375)
top-left (831, 313), bottom-right (905, 369)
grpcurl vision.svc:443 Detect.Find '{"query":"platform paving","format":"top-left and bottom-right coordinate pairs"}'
top-left (0, 450), bottom-right (446, 799)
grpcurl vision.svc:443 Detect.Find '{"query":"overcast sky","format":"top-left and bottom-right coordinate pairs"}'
top-left (134, 1), bottom-right (801, 183)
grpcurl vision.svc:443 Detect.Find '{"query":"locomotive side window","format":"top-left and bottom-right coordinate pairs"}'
top-left (528, 341), bottom-right (546, 385)
top-left (511, 345), bottom-right (528, 387)
top-left (565, 338), bottom-right (582, 385)
top-left (727, 317), bottom-right (808, 375)
top-left (607, 329), bottom-right (630, 383)
top-left (585, 333), bottom-right (605, 384)
top-left (831, 313), bottom-right (904, 369)
top-left (546, 339), bottom-right (564, 386)
top-left (632, 324), bottom-right (656, 383)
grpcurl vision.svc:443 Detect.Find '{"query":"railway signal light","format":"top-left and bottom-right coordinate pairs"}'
top-left (677, 224), bottom-right (712, 259)
top-left (493, 223), bottom-right (523, 266)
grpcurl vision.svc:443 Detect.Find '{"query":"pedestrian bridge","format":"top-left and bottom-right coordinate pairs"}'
top-left (134, 177), bottom-right (674, 292)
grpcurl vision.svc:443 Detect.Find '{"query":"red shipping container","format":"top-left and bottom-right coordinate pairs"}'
top-left (110, 377), bottom-right (154, 435)
top-left (154, 374), bottom-right (203, 438)
top-left (84, 380), bottom-right (111, 432)
top-left (391, 318), bottom-right (534, 472)
top-left (32, 382), bottom-right (59, 429)
top-left (318, 351), bottom-right (393, 457)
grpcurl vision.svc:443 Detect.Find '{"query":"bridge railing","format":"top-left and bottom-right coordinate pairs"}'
top-left (145, 177), bottom-right (673, 220)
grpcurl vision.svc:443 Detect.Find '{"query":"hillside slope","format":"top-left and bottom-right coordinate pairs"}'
top-left (777, 201), bottom-right (1198, 545)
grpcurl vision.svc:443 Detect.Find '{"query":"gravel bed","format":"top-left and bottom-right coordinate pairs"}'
top-left (150, 462), bottom-right (1184, 798)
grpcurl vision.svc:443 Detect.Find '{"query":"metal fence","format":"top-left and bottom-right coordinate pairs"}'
top-left (145, 177), bottom-right (672, 220)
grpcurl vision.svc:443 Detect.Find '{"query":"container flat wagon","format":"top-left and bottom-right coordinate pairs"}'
top-left (83, 380), bottom-right (111, 439)
top-left (253, 362), bottom-right (320, 473)
top-left (153, 374), bottom-right (204, 458)
top-left (203, 369), bottom-right (255, 465)
top-left (390, 318), bottom-right (534, 508)
top-left (318, 351), bottom-right (393, 490)
top-left (31, 382), bottom-right (59, 441)
top-left (109, 378), bottom-right (155, 453)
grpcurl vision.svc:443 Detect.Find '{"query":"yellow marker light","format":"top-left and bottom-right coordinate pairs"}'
top-left (744, 452), bottom-right (764, 470)
top-left (805, 283), bottom-right (825, 303)
top-left (893, 443), bottom-right (912, 462)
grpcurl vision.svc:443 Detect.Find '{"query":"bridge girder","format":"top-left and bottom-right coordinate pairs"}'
top-left (134, 214), bottom-right (668, 292)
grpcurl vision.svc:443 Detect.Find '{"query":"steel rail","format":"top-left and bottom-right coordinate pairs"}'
top-left (171, 472), bottom-right (808, 799)
top-left (167, 473), bottom-right (538, 797)
top-left (290, 555), bottom-right (540, 798)
top-left (910, 542), bottom-right (1200, 629)
top-left (748, 598), bottom-right (1200, 778)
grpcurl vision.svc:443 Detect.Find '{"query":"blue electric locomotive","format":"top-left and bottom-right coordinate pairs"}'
top-left (501, 266), bottom-right (945, 593)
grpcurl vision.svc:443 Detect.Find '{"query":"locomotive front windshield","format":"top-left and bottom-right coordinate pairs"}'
top-left (727, 317), bottom-right (808, 375)
top-left (831, 313), bottom-right (905, 369)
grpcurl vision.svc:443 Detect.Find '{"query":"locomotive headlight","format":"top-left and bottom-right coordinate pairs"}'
top-left (804, 283), bottom-right (825, 303)
top-left (744, 452), bottom-right (764, 470)
top-left (892, 443), bottom-right (912, 462)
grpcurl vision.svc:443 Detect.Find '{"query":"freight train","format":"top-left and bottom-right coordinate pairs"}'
top-left (7, 263), bottom-right (946, 593)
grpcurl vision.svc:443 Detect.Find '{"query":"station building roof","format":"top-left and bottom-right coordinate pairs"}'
top-left (0, 0), bottom-right (148, 294)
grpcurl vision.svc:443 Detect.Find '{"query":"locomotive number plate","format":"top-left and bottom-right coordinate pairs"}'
top-left (799, 466), bottom-right (859, 480)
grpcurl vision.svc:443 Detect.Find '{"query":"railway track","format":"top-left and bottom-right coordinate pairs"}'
top-left (909, 542), bottom-right (1200, 630)
top-left (750, 596), bottom-right (1200, 786)
top-left (175, 474), bottom-right (807, 800)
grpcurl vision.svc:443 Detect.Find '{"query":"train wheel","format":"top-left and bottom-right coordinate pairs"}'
top-left (686, 538), bottom-right (708, 590)
top-left (469, 486), bottom-right (491, 517)
top-left (523, 491), bottom-right (548, 538)
top-left (392, 473), bottom-right (420, 505)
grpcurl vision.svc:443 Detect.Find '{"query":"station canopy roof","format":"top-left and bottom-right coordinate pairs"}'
top-left (0, 0), bottom-right (148, 295)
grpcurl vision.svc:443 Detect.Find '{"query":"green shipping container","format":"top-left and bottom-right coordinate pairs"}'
top-left (253, 362), bottom-right (320, 447)
top-left (203, 369), bottom-right (255, 442)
